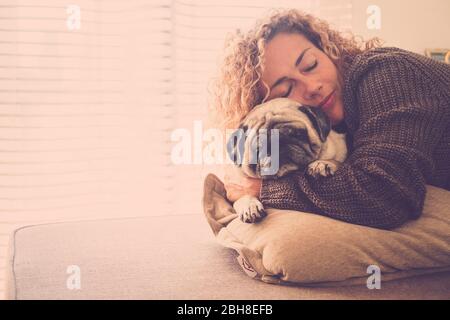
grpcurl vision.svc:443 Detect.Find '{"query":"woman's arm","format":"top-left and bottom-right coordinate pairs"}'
top-left (259, 54), bottom-right (450, 230)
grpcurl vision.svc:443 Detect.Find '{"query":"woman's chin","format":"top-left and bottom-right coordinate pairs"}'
top-left (327, 103), bottom-right (344, 125)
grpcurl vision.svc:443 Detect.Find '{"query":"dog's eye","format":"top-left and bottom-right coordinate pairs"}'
top-left (294, 129), bottom-right (308, 139)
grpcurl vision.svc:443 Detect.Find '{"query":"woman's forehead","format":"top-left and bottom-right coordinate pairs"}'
top-left (265, 33), bottom-right (313, 61)
top-left (263, 33), bottom-right (313, 76)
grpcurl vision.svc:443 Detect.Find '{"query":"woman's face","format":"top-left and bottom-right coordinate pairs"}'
top-left (258, 32), bottom-right (344, 126)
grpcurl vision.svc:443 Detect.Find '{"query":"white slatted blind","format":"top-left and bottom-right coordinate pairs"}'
top-left (0, 0), bottom-right (352, 298)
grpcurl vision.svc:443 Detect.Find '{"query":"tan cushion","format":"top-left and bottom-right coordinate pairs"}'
top-left (202, 173), bottom-right (450, 286)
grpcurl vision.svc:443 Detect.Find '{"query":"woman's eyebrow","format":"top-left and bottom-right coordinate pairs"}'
top-left (270, 47), bottom-right (312, 90)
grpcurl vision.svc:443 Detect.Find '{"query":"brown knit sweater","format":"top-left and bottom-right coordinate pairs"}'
top-left (260, 47), bottom-right (450, 230)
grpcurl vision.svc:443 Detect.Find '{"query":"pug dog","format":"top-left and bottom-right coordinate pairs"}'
top-left (226, 97), bottom-right (348, 223)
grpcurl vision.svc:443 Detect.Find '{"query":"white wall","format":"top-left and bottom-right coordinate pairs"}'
top-left (351, 0), bottom-right (450, 54)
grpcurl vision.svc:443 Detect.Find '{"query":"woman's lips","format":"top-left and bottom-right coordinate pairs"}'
top-left (318, 91), bottom-right (336, 111)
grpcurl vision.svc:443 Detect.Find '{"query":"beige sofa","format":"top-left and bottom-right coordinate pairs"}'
top-left (5, 212), bottom-right (450, 299)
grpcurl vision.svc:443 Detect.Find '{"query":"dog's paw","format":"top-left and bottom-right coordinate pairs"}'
top-left (276, 163), bottom-right (299, 177)
top-left (307, 160), bottom-right (339, 178)
top-left (233, 195), bottom-right (267, 224)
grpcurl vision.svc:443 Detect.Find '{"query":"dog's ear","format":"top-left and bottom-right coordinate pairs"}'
top-left (298, 105), bottom-right (331, 142)
top-left (226, 125), bottom-right (247, 166)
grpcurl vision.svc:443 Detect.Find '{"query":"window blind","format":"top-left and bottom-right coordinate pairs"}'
top-left (0, 0), bottom-right (352, 298)
top-left (0, 0), bottom-right (177, 298)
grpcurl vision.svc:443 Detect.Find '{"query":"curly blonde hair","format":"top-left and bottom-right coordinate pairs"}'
top-left (207, 8), bottom-right (383, 131)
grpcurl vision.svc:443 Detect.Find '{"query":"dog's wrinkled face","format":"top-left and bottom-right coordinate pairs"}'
top-left (227, 98), bottom-right (331, 179)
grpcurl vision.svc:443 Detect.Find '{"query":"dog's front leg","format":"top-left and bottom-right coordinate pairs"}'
top-left (307, 159), bottom-right (341, 177)
top-left (233, 195), bottom-right (267, 223)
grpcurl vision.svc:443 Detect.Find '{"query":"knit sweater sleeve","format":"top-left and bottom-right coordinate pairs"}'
top-left (259, 50), bottom-right (450, 230)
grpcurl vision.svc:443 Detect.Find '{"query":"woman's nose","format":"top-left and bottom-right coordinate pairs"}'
top-left (290, 79), bottom-right (323, 105)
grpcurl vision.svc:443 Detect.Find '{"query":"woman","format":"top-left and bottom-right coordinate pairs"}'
top-left (209, 9), bottom-right (450, 230)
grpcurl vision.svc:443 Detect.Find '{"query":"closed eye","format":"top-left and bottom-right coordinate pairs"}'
top-left (281, 61), bottom-right (318, 97)
top-left (303, 60), bottom-right (318, 72)
top-left (282, 85), bottom-right (293, 97)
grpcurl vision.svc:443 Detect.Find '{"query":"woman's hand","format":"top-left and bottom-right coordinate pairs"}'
top-left (224, 167), bottom-right (262, 203)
